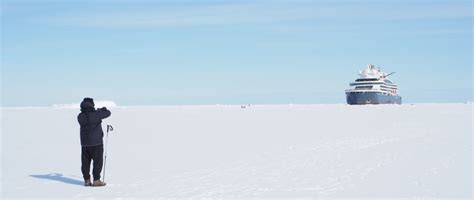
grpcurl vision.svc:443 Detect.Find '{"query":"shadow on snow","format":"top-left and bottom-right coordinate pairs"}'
top-left (30, 173), bottom-right (83, 186)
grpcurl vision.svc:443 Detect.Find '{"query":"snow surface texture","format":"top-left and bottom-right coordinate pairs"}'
top-left (1, 104), bottom-right (472, 199)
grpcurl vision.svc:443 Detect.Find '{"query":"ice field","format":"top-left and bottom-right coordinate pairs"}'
top-left (1, 103), bottom-right (472, 199)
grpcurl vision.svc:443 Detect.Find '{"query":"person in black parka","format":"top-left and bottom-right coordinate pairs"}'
top-left (77, 97), bottom-right (111, 187)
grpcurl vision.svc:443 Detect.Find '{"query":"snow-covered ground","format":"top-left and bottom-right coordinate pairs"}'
top-left (1, 104), bottom-right (472, 199)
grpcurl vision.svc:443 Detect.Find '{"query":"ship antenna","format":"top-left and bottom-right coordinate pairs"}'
top-left (384, 72), bottom-right (396, 78)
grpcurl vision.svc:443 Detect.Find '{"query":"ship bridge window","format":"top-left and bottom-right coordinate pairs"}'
top-left (356, 78), bottom-right (378, 82)
top-left (350, 82), bottom-right (382, 86)
top-left (355, 86), bottom-right (373, 90)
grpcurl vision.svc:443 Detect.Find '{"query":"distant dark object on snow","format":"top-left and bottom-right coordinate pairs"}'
top-left (241, 104), bottom-right (251, 109)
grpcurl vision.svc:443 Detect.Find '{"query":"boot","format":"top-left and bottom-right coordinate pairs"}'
top-left (84, 179), bottom-right (92, 187)
top-left (92, 180), bottom-right (106, 187)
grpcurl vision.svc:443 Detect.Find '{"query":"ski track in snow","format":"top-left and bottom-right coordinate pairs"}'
top-left (142, 136), bottom-right (418, 198)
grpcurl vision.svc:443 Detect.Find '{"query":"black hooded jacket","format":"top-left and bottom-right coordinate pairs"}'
top-left (78, 101), bottom-right (111, 146)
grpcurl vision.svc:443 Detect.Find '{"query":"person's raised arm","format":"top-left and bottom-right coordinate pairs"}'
top-left (97, 107), bottom-right (111, 119)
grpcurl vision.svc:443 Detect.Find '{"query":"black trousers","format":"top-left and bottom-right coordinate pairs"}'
top-left (81, 144), bottom-right (104, 181)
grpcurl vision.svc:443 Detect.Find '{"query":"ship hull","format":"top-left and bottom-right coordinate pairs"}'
top-left (346, 92), bottom-right (401, 105)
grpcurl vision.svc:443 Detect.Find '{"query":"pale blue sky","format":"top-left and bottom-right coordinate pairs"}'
top-left (1, 0), bottom-right (472, 106)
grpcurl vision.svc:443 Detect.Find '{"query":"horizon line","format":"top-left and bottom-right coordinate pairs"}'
top-left (1, 102), bottom-right (472, 109)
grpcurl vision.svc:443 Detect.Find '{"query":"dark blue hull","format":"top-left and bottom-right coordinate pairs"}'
top-left (346, 92), bottom-right (401, 105)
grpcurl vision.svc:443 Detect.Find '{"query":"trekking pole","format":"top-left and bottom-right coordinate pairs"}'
top-left (103, 125), bottom-right (114, 182)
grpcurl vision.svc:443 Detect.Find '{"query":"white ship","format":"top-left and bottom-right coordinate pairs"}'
top-left (345, 64), bottom-right (402, 105)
